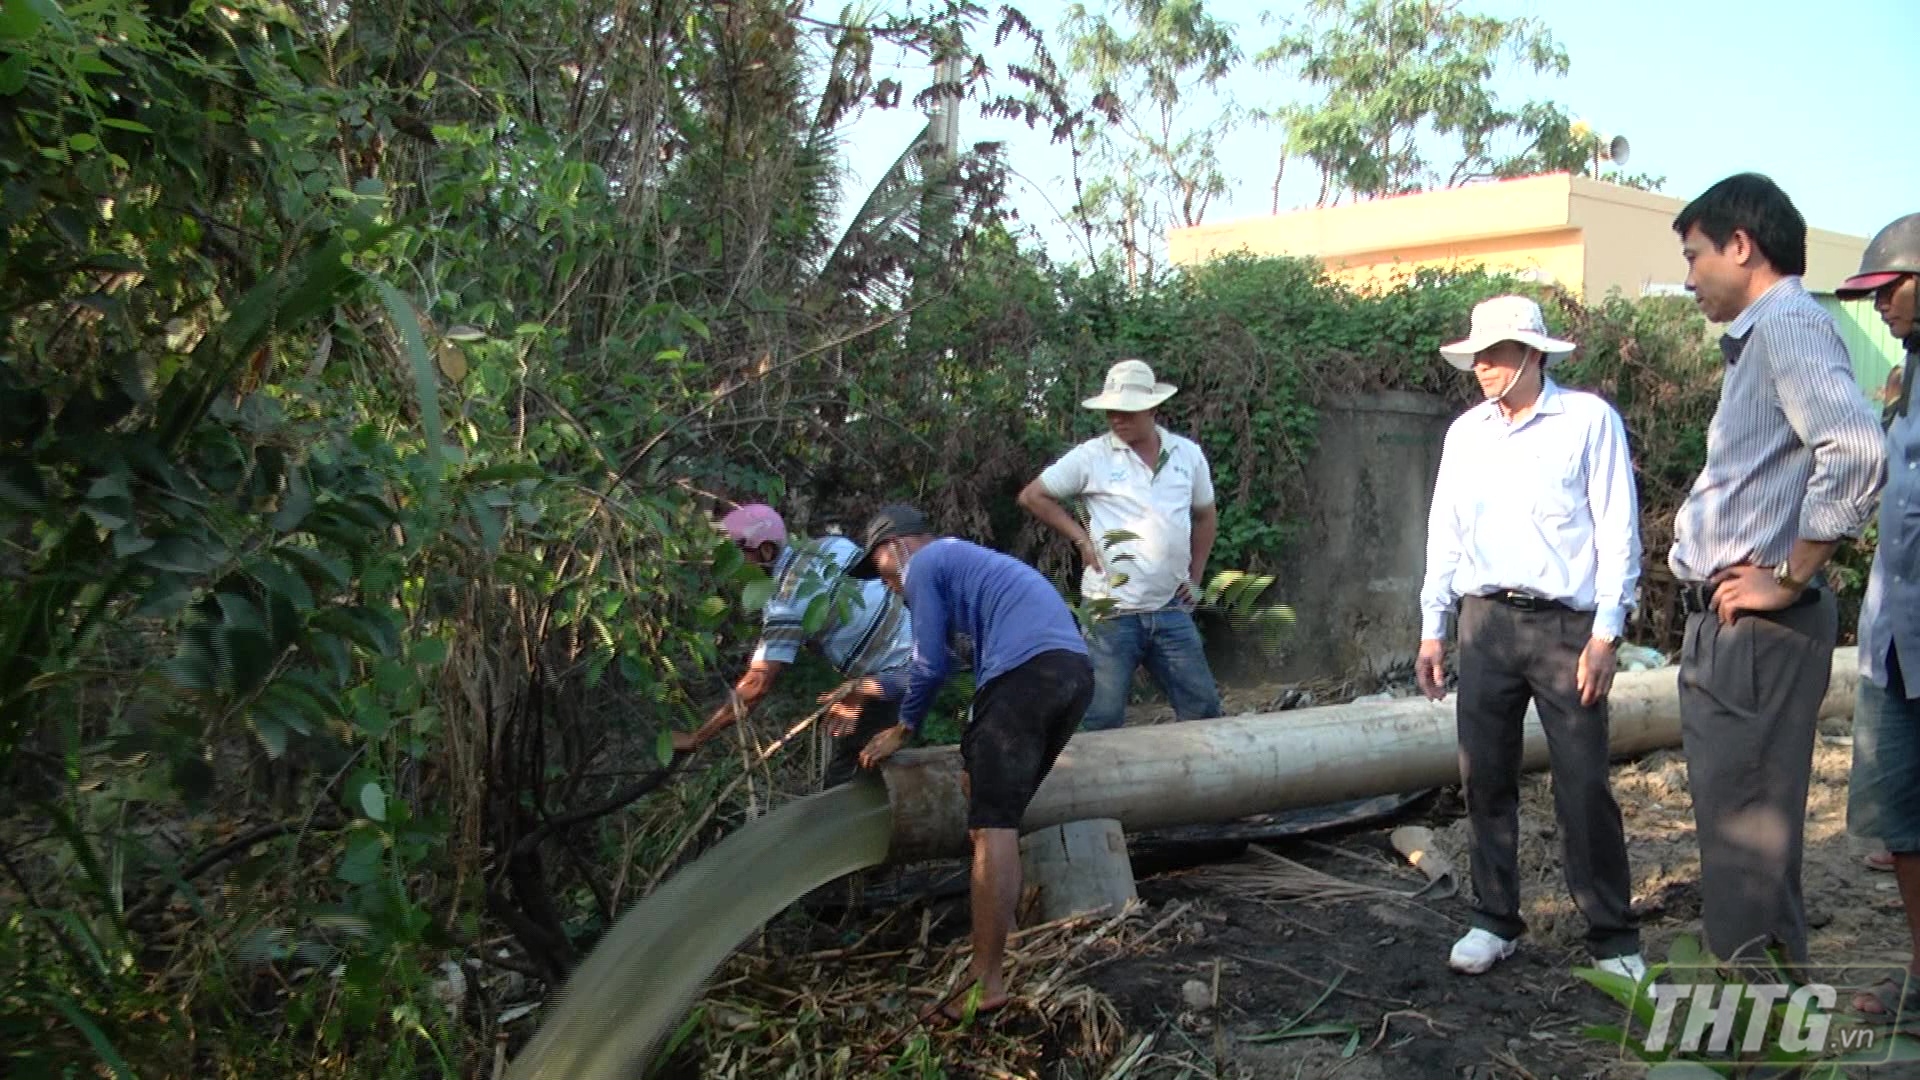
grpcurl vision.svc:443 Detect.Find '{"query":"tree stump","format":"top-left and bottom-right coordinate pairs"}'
top-left (1018, 818), bottom-right (1137, 925)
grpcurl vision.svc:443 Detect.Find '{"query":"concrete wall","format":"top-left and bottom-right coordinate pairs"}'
top-left (1567, 179), bottom-right (1688, 297)
top-left (1204, 390), bottom-right (1455, 686)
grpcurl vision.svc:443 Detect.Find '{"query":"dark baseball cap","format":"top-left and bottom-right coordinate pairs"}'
top-left (848, 504), bottom-right (934, 579)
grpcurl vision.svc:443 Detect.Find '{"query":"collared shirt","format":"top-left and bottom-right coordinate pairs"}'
top-left (1860, 348), bottom-right (1920, 698)
top-left (1420, 378), bottom-right (1642, 642)
top-left (751, 536), bottom-right (913, 688)
top-left (1668, 278), bottom-right (1887, 582)
top-left (1038, 426), bottom-right (1216, 612)
top-left (891, 539), bottom-right (1087, 731)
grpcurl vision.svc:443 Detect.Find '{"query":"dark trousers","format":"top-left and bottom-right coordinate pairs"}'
top-left (1456, 595), bottom-right (1640, 957)
top-left (822, 695), bottom-right (901, 789)
top-left (1678, 591), bottom-right (1837, 964)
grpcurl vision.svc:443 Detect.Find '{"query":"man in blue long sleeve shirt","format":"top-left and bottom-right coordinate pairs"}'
top-left (1838, 213), bottom-right (1920, 1019)
top-left (844, 504), bottom-right (1093, 1022)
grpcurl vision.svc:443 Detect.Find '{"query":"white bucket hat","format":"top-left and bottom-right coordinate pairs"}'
top-left (1082, 359), bottom-right (1178, 411)
top-left (1439, 296), bottom-right (1577, 371)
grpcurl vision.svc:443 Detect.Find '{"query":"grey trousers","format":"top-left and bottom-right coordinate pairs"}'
top-left (1456, 596), bottom-right (1641, 957)
top-left (1677, 592), bottom-right (1837, 965)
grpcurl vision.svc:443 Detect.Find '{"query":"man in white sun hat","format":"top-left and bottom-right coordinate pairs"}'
top-left (1018, 358), bottom-right (1224, 732)
top-left (1415, 295), bottom-right (1647, 983)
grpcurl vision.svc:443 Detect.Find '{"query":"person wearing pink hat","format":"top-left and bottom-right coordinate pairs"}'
top-left (671, 504), bottom-right (915, 787)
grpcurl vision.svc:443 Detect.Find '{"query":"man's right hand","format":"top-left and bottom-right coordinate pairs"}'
top-left (1075, 536), bottom-right (1105, 575)
top-left (1414, 639), bottom-right (1448, 701)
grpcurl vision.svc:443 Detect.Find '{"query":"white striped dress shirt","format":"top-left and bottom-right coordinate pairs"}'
top-left (1668, 278), bottom-right (1887, 583)
top-left (1420, 379), bottom-right (1643, 642)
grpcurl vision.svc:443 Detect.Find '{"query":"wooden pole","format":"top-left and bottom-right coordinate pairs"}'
top-left (881, 648), bottom-right (1860, 862)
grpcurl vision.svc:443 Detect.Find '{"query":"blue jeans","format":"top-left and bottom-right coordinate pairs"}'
top-left (1081, 603), bottom-right (1224, 731)
top-left (1849, 647), bottom-right (1920, 853)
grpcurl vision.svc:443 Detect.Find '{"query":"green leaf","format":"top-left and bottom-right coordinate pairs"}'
top-left (0, 0), bottom-right (51, 41)
top-left (1240, 1022), bottom-right (1360, 1044)
top-left (374, 280), bottom-right (445, 493)
top-left (250, 558), bottom-right (317, 613)
top-left (655, 730), bottom-right (676, 766)
top-left (100, 118), bottom-right (153, 133)
top-left (0, 53), bottom-right (30, 96)
top-left (359, 779), bottom-right (387, 822)
top-left (252, 711), bottom-right (289, 758)
top-left (138, 534), bottom-right (226, 575)
top-left (73, 54), bottom-right (121, 77)
top-left (135, 576), bottom-right (194, 619)
top-left (412, 637), bottom-right (449, 666)
top-left (275, 544), bottom-right (352, 593)
top-left (741, 578), bottom-right (774, 612)
top-left (68, 132), bottom-right (100, 153)
top-left (111, 527), bottom-right (155, 557)
top-left (338, 831), bottom-right (385, 886)
top-left (1665, 933), bottom-right (1706, 970)
top-left (272, 466), bottom-right (314, 532)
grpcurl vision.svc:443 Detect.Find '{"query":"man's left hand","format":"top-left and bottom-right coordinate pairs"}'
top-left (857, 724), bottom-right (912, 769)
top-left (1575, 637), bottom-right (1618, 707)
top-left (1708, 563), bottom-right (1799, 626)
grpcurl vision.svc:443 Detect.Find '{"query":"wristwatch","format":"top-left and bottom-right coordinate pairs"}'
top-left (1773, 561), bottom-right (1808, 593)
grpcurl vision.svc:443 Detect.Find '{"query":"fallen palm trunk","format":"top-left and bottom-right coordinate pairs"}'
top-left (881, 648), bottom-right (1860, 862)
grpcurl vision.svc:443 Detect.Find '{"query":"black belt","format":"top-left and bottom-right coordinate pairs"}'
top-left (1678, 580), bottom-right (1824, 616)
top-left (1480, 590), bottom-right (1571, 613)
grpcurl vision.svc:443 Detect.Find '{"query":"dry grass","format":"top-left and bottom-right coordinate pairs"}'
top-left (650, 900), bottom-right (1201, 1079)
top-left (1189, 844), bottom-right (1432, 907)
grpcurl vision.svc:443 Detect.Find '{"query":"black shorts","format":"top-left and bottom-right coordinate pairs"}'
top-left (961, 649), bottom-right (1095, 830)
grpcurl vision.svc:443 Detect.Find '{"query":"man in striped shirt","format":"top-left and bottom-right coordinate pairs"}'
top-left (671, 504), bottom-right (914, 787)
top-left (1668, 174), bottom-right (1886, 965)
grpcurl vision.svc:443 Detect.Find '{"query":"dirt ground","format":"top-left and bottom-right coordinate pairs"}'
top-left (1035, 693), bottom-right (1915, 1080)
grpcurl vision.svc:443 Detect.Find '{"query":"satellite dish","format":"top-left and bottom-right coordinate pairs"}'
top-left (1605, 135), bottom-right (1631, 166)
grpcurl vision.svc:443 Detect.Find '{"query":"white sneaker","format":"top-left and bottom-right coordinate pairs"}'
top-left (1594, 952), bottom-right (1650, 984)
top-left (1449, 928), bottom-right (1517, 974)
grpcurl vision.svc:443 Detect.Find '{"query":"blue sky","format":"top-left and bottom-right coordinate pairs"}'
top-left (832, 0), bottom-right (1920, 260)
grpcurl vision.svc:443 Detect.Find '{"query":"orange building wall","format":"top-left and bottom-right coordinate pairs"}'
top-left (1315, 229), bottom-right (1587, 294)
top-left (1168, 174), bottom-right (1869, 300)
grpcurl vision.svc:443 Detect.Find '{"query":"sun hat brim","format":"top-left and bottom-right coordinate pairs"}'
top-left (1439, 330), bottom-right (1577, 371)
top-left (1081, 383), bottom-right (1178, 411)
top-left (1835, 271), bottom-right (1906, 301)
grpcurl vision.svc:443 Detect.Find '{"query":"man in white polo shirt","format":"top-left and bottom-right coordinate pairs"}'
top-left (1018, 359), bottom-right (1224, 731)
top-left (1415, 296), bottom-right (1647, 983)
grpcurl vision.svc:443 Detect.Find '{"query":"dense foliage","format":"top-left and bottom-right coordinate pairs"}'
top-left (0, 2), bottom-right (1827, 1078)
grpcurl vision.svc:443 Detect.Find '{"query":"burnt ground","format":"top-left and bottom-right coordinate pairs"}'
top-left (1035, 702), bottom-right (1918, 1080)
top-left (647, 680), bottom-right (1918, 1080)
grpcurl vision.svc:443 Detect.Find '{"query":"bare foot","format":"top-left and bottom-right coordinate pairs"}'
top-left (920, 985), bottom-right (1011, 1026)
